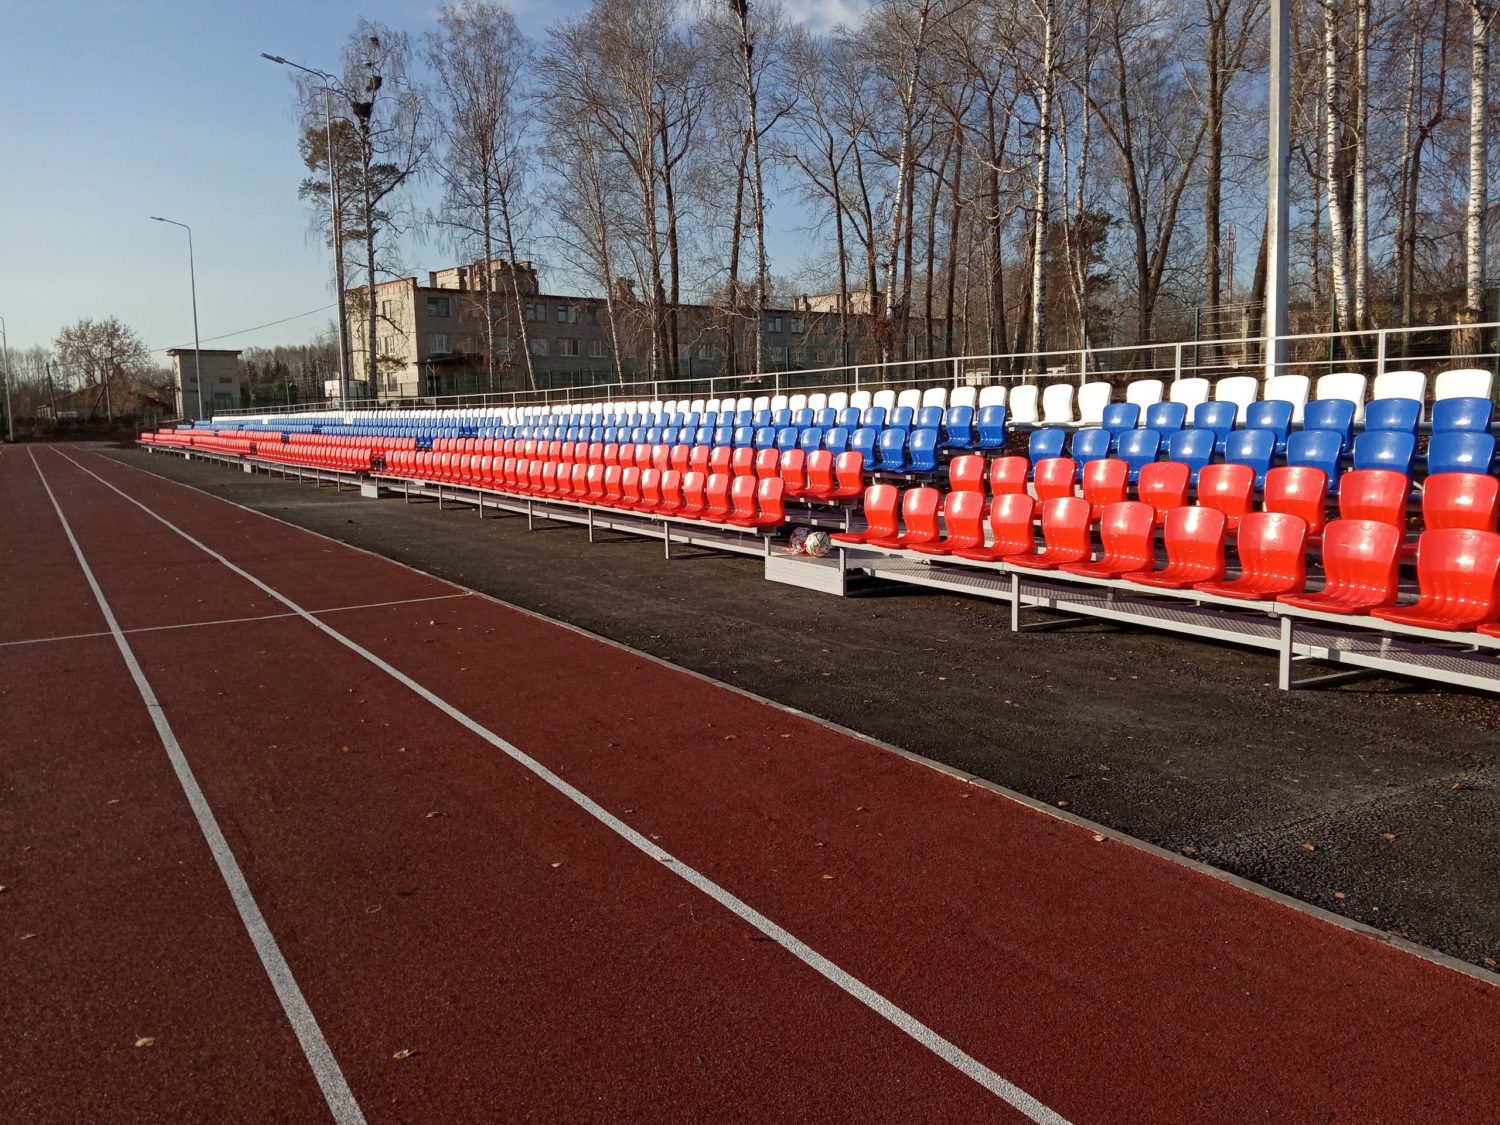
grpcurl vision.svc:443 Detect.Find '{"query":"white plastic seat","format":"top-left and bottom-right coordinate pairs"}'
top-left (734, 396), bottom-right (753, 412)
top-left (872, 389), bottom-right (897, 411)
top-left (950, 386), bottom-right (978, 409)
top-left (846, 390), bottom-right (870, 411)
top-left (1041, 383), bottom-right (1075, 425)
top-left (1435, 368), bottom-right (1493, 400)
top-left (1372, 370), bottom-right (1426, 405)
top-left (1315, 372), bottom-right (1368, 424)
top-left (770, 394), bottom-right (789, 411)
top-left (807, 392), bottom-right (829, 411)
top-left (895, 388), bottom-right (922, 411)
top-left (1261, 374), bottom-right (1310, 423)
top-left (1124, 379), bottom-right (1165, 408)
top-left (1008, 385), bottom-right (1040, 425)
top-left (1076, 382), bottom-right (1112, 425)
top-left (921, 386), bottom-right (948, 410)
top-left (828, 391), bottom-right (850, 410)
top-left (752, 395), bottom-right (771, 412)
top-left (788, 394), bottom-right (808, 412)
top-left (1214, 375), bottom-right (1259, 423)
top-left (1168, 377), bottom-right (1211, 411)
top-left (688, 398), bottom-right (707, 414)
top-left (977, 384), bottom-right (1007, 408)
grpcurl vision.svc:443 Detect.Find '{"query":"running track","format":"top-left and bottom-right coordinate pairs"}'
top-left (5, 443), bottom-right (1500, 1123)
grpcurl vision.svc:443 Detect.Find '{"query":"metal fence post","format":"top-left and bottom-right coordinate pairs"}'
top-left (1376, 329), bottom-right (1388, 379)
top-left (1174, 342), bottom-right (1184, 382)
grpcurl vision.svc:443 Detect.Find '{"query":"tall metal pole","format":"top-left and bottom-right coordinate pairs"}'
top-left (0, 315), bottom-right (13, 441)
top-left (151, 216), bottom-right (204, 420)
top-left (1264, 0), bottom-right (1291, 382)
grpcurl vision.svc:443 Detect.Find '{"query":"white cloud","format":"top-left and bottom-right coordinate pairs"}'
top-left (781, 0), bottom-right (871, 34)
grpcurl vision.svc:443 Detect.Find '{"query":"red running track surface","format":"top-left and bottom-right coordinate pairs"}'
top-left (5, 444), bottom-right (1500, 1124)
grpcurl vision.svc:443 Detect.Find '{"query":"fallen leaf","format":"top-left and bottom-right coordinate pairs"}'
top-left (1056, 800), bottom-right (1070, 808)
top-left (1181, 846), bottom-right (1197, 856)
top-left (19, 933), bottom-right (36, 941)
top-left (1381, 832), bottom-right (1397, 841)
top-left (1300, 842), bottom-right (1317, 852)
top-left (1484, 957), bottom-right (1497, 968)
top-left (1388, 929), bottom-right (1410, 939)
top-left (821, 874), bottom-right (834, 880)
top-left (1334, 892), bottom-right (1347, 900)
top-left (550, 862), bottom-right (562, 868)
top-left (1091, 834), bottom-right (1105, 843)
top-left (424, 811), bottom-right (444, 819)
top-left (1450, 782), bottom-right (1463, 791)
top-left (365, 905), bottom-right (382, 914)
top-left (392, 1048), bottom-right (417, 1060)
top-left (134, 1036), bottom-right (155, 1048)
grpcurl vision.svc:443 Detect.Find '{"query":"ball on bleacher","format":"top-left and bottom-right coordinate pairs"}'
top-left (787, 526), bottom-right (811, 555)
top-left (804, 531), bottom-right (833, 558)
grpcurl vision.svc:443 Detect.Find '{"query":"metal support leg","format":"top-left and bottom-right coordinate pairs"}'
top-left (1010, 572), bottom-right (1021, 632)
top-left (587, 508), bottom-right (595, 543)
top-left (437, 485), bottom-right (443, 510)
top-left (663, 521), bottom-right (672, 560)
top-left (526, 500), bottom-right (534, 531)
top-left (1278, 616), bottom-right (1293, 691)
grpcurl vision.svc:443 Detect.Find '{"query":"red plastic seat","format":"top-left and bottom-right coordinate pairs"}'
top-left (729, 477), bottom-right (786, 528)
top-left (828, 451), bottom-right (865, 500)
top-left (603, 443), bottom-right (622, 466)
top-left (704, 472), bottom-right (733, 521)
top-left (652, 445), bottom-right (671, 473)
top-left (1060, 501), bottom-right (1156, 579)
top-left (726, 474), bottom-right (760, 523)
top-left (1371, 528), bottom-right (1500, 631)
top-left (688, 446), bottom-right (711, 475)
top-left (831, 484), bottom-right (901, 544)
top-left (1124, 506), bottom-right (1228, 589)
top-left (948, 455), bottom-right (986, 494)
top-left (754, 448), bottom-right (780, 479)
top-left (1194, 512), bottom-right (1308, 600)
top-left (680, 471), bottom-right (708, 518)
top-left (638, 468), bottom-right (663, 512)
top-left (601, 465), bottom-right (624, 505)
top-left (619, 466), bottom-right (643, 508)
top-left (988, 455), bottom-right (1029, 496)
top-left (730, 447), bottom-right (756, 476)
top-left (657, 470), bottom-right (684, 515)
top-left (1277, 519), bottom-right (1401, 615)
top-left (1263, 466), bottom-right (1328, 539)
top-left (1008, 496), bottom-right (1093, 570)
top-left (1338, 469), bottom-right (1409, 527)
top-left (1422, 472), bottom-right (1500, 532)
top-left (779, 449), bottom-right (808, 496)
top-left (801, 450), bottom-right (835, 500)
top-left (1195, 463), bottom-right (1255, 530)
top-left (1032, 457), bottom-right (1078, 502)
top-left (585, 464), bottom-right (607, 503)
top-left (1081, 458), bottom-right (1129, 519)
top-left (864, 487), bottom-right (942, 549)
top-left (709, 447), bottom-right (732, 476)
top-left (668, 445), bottom-right (690, 473)
top-left (952, 493), bottom-right (1037, 562)
top-left (911, 491), bottom-right (986, 555)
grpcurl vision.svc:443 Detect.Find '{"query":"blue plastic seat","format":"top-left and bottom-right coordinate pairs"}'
top-left (775, 427), bottom-right (800, 452)
top-left (875, 428), bottom-right (908, 472)
top-left (1192, 400), bottom-right (1239, 454)
top-left (771, 409), bottom-right (792, 428)
top-left (1029, 427), bottom-right (1067, 462)
top-left (1426, 431), bottom-right (1496, 475)
top-left (694, 426), bottom-right (714, 445)
top-left (1224, 428), bottom-right (1277, 490)
top-left (735, 410), bottom-right (753, 426)
top-left (714, 426), bottom-right (734, 446)
top-left (1167, 428), bottom-right (1215, 486)
top-left (823, 426), bottom-right (851, 455)
top-left (753, 426), bottom-right (778, 450)
top-left (848, 426), bottom-right (878, 466)
top-left (1244, 399), bottom-right (1293, 454)
top-left (943, 405), bottom-right (976, 448)
top-left (1432, 396), bottom-right (1494, 434)
top-left (1101, 402), bottom-right (1141, 448)
top-left (1116, 429), bottom-right (1161, 482)
top-left (907, 429), bottom-right (939, 473)
top-left (1302, 399), bottom-right (1355, 453)
top-left (752, 409), bottom-right (772, 428)
top-left (916, 405), bottom-right (944, 431)
top-left (732, 425), bottom-right (755, 448)
top-left (862, 406), bottom-right (888, 429)
top-left (1285, 429), bottom-right (1346, 494)
top-left (1144, 401), bottom-right (1187, 436)
top-left (814, 408), bottom-right (837, 428)
top-left (791, 409), bottom-right (814, 429)
top-left (1070, 427), bottom-right (1112, 466)
top-left (836, 407), bottom-right (861, 429)
top-left (974, 405), bottom-right (1008, 450)
top-left (891, 406), bottom-right (916, 430)
top-left (1364, 397), bottom-right (1421, 434)
top-left (1352, 429), bottom-right (1416, 475)
top-left (798, 427), bottom-right (824, 452)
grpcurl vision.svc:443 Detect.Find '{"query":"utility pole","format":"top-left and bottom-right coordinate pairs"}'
top-left (0, 315), bottom-right (14, 441)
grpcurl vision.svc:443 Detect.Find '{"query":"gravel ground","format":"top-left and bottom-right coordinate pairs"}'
top-left (108, 446), bottom-right (1500, 974)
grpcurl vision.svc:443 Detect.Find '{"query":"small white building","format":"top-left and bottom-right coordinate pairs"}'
top-left (169, 348), bottom-right (243, 420)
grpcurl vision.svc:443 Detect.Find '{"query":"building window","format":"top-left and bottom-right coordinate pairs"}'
top-left (525, 302), bottom-right (546, 321)
top-left (380, 334), bottom-right (397, 353)
top-left (431, 334), bottom-right (451, 355)
top-left (386, 373), bottom-right (400, 391)
top-left (589, 339), bottom-right (606, 358)
top-left (530, 337), bottom-right (548, 356)
top-left (789, 317), bottom-right (806, 334)
top-left (768, 315), bottom-right (784, 333)
top-left (584, 307), bottom-right (600, 326)
top-left (559, 338), bottom-right (580, 357)
top-left (556, 305), bottom-right (578, 324)
top-left (426, 296), bottom-right (451, 318)
top-left (381, 299), bottom-right (394, 319)
top-left (218, 375), bottom-right (234, 384)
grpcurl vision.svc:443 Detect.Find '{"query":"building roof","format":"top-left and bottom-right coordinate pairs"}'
top-left (167, 348), bottom-right (243, 357)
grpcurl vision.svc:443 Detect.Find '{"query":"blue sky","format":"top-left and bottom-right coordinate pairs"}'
top-left (0, 0), bottom-right (866, 361)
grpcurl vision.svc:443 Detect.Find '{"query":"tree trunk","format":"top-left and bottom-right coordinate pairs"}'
top-left (1353, 0), bottom-right (1370, 331)
top-left (1465, 0), bottom-right (1492, 328)
top-left (1030, 0), bottom-right (1056, 368)
top-left (1321, 0), bottom-right (1353, 337)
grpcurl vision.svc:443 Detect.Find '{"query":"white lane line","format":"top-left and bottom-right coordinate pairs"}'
top-left (0, 593), bottom-right (472, 649)
top-left (31, 451), bottom-right (367, 1125)
top-left (59, 455), bottom-right (1070, 1123)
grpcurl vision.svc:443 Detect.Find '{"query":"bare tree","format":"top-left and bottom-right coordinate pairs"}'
top-left (54, 318), bottom-right (152, 420)
top-left (1465, 0), bottom-right (1496, 332)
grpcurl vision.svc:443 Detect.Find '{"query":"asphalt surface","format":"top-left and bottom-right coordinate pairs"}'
top-left (107, 444), bottom-right (1500, 974)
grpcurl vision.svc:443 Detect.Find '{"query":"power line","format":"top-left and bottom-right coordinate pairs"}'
top-left (155, 304), bottom-right (336, 353)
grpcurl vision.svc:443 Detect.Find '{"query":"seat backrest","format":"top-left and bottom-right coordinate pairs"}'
top-left (849, 390), bottom-right (873, 410)
top-left (807, 392), bottom-right (828, 411)
top-left (1236, 511), bottom-right (1309, 583)
top-left (1125, 378), bottom-right (1165, 408)
top-left (861, 406), bottom-right (888, 429)
top-left (1364, 397), bottom-right (1422, 433)
top-left (728, 473), bottom-right (758, 519)
top-left (836, 407), bottom-right (862, 429)
top-left (916, 405), bottom-right (944, 430)
top-left (799, 426), bottom-right (825, 451)
top-left (1196, 462), bottom-right (1256, 520)
top-left (989, 492), bottom-right (1037, 552)
top-left (1411, 528), bottom-right (1500, 615)
top-left (1431, 396), bottom-right (1495, 434)
top-left (1285, 428), bottom-right (1345, 479)
top-left (1161, 504), bottom-right (1228, 569)
top-left (948, 454), bottom-right (986, 492)
top-left (1166, 427), bottom-right (1215, 483)
top-left (1144, 401), bottom-right (1188, 434)
top-left (1096, 501), bottom-right (1157, 565)
top-left (1422, 471), bottom-right (1500, 531)
top-left (1316, 519), bottom-right (1402, 604)
top-left (907, 428), bottom-right (939, 472)
top-left (730, 446), bottom-right (756, 475)
top-left (828, 391), bottom-right (850, 410)
top-left (1426, 431), bottom-right (1496, 476)
top-left (1434, 368), bottom-right (1494, 401)
top-left (897, 486), bottom-right (942, 539)
top-left (976, 384), bottom-right (1007, 408)
top-left (1336, 468), bottom-right (1410, 526)
top-left (1244, 398), bottom-right (1293, 439)
top-left (1041, 383), bottom-right (1076, 424)
top-left (1168, 377), bottom-right (1211, 409)
top-left (895, 388), bottom-right (922, 410)
top-left (1116, 428), bottom-right (1162, 478)
top-left (1071, 427), bottom-right (1113, 465)
top-left (823, 426), bottom-right (851, 455)
top-left (1263, 465), bottom-right (1329, 536)
top-left (1008, 384), bottom-right (1040, 424)
top-left (705, 471), bottom-right (733, 515)
top-left (755, 476), bottom-right (786, 523)
top-left (1037, 496), bottom-right (1093, 553)
top-left (988, 455), bottom-right (1030, 495)
top-left (1082, 457), bottom-right (1130, 508)
top-left (1077, 382), bottom-right (1112, 425)
top-left (755, 448), bottom-right (781, 479)
top-left (1101, 402), bottom-right (1141, 435)
top-left (849, 427), bottom-right (879, 464)
top-left (1214, 375), bottom-right (1259, 422)
top-left (860, 483), bottom-right (901, 535)
top-left (1262, 373), bottom-right (1311, 423)
top-left (870, 389), bottom-right (895, 411)
top-left (1301, 398), bottom-right (1356, 449)
top-left (950, 386), bottom-right (979, 409)
top-left (939, 489), bottom-right (985, 545)
top-left (778, 449), bottom-right (806, 489)
top-left (1029, 427), bottom-right (1068, 461)
top-left (804, 449), bottom-right (834, 491)
top-left (1316, 371), bottom-right (1369, 423)
top-left (921, 386), bottom-right (948, 409)
top-left (1372, 369), bottom-right (1427, 406)
top-left (1352, 429), bottom-right (1416, 475)
top-left (834, 450), bottom-right (865, 489)
top-left (1033, 457), bottom-right (1079, 501)
top-left (1192, 399), bottom-right (1238, 437)
top-left (1224, 428), bottom-right (1276, 486)
top-left (945, 405), bottom-right (976, 440)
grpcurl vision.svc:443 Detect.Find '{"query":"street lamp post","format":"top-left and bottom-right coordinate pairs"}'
top-left (0, 314), bottom-right (14, 441)
top-left (151, 216), bottom-right (204, 420)
top-left (262, 52), bottom-right (352, 405)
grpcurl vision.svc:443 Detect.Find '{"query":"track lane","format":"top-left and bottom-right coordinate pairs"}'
top-left (0, 452), bottom-right (333, 1124)
top-left (40, 448), bottom-right (1033, 1121)
top-left (64, 446), bottom-right (1500, 1121)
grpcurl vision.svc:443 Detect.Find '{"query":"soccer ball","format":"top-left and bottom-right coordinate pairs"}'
top-left (804, 530), bottom-right (833, 558)
top-left (786, 526), bottom-right (811, 555)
